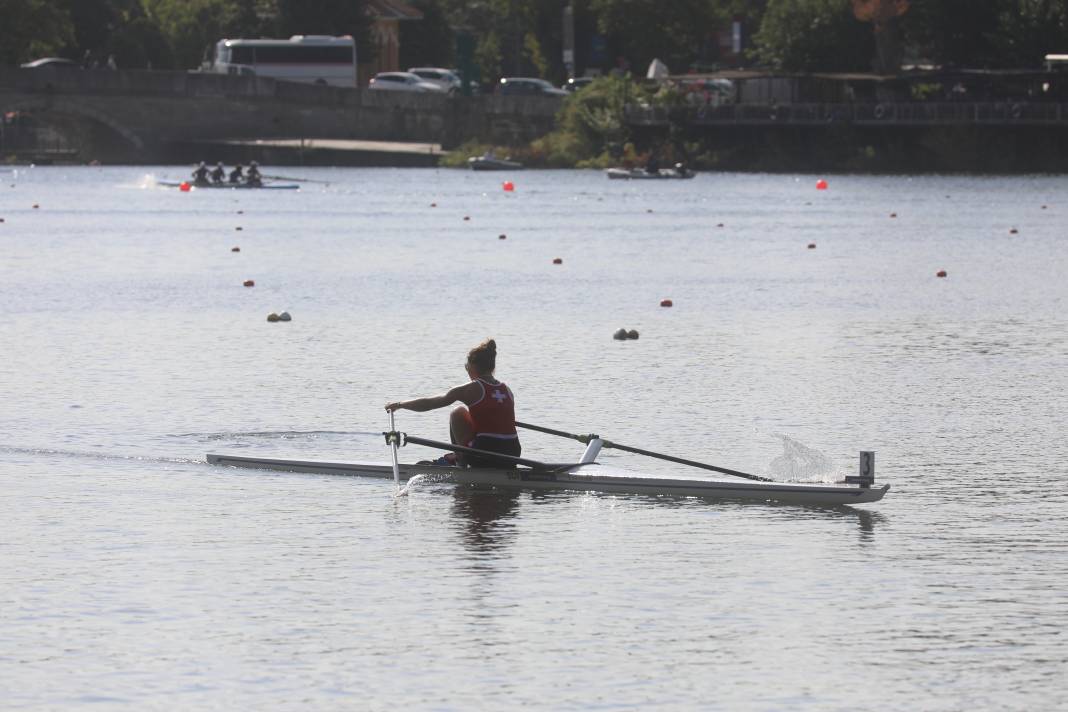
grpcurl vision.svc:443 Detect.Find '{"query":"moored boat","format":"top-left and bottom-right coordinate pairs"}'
top-left (468, 155), bottom-right (524, 171)
top-left (606, 167), bottom-right (695, 180)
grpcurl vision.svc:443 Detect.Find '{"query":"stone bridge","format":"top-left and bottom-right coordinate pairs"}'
top-left (0, 67), bottom-right (562, 163)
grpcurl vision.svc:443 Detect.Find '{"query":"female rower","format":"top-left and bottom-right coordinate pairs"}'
top-left (385, 338), bottom-right (521, 468)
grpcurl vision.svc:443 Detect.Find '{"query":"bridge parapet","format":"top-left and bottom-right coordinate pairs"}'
top-left (627, 101), bottom-right (1068, 126)
top-left (0, 67), bottom-right (563, 162)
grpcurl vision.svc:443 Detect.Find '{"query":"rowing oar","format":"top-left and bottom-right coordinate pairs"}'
top-left (515, 421), bottom-right (774, 483)
top-left (383, 431), bottom-right (582, 473)
top-left (261, 171), bottom-right (328, 183)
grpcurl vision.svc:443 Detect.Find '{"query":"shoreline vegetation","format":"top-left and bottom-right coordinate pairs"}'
top-left (439, 77), bottom-right (1068, 173)
top-left (441, 76), bottom-right (695, 171)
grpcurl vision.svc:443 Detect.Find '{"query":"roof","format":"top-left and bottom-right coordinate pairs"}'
top-left (366, 0), bottom-right (423, 21)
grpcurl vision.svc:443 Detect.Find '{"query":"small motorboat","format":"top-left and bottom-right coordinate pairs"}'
top-left (468, 154), bottom-right (524, 171)
top-left (606, 166), bottom-right (696, 180)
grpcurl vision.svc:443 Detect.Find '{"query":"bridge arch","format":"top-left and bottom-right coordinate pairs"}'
top-left (3, 95), bottom-right (145, 158)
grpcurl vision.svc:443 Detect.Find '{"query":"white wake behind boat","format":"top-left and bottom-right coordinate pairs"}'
top-left (206, 434), bottom-right (889, 506)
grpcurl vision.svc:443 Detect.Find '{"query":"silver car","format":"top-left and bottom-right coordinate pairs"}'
top-left (368, 72), bottom-right (446, 92)
top-left (408, 67), bottom-right (462, 93)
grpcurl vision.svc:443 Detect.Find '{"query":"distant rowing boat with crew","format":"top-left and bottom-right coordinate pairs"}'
top-left (158, 180), bottom-right (300, 190)
top-left (206, 421), bottom-right (889, 506)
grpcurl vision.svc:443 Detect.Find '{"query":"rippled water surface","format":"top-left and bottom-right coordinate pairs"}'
top-left (2, 167), bottom-right (1066, 710)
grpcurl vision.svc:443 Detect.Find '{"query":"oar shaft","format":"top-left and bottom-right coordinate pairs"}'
top-left (387, 412), bottom-right (401, 488)
top-left (516, 421), bottom-right (773, 483)
top-left (601, 440), bottom-right (772, 482)
top-left (515, 420), bottom-right (590, 443)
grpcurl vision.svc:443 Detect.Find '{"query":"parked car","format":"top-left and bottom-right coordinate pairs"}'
top-left (368, 72), bottom-right (446, 92)
top-left (562, 76), bottom-right (596, 92)
top-left (497, 77), bottom-right (568, 97)
top-left (408, 67), bottom-right (462, 93)
top-left (20, 57), bottom-right (78, 69)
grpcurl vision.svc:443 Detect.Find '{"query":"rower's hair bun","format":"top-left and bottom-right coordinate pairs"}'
top-left (468, 338), bottom-right (498, 374)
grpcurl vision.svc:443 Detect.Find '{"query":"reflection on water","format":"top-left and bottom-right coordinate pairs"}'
top-left (450, 485), bottom-right (521, 555)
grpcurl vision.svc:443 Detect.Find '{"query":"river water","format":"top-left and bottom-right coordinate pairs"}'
top-left (2, 166), bottom-right (1066, 710)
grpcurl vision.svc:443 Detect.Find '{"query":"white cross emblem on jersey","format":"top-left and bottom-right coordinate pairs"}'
top-left (491, 389), bottom-right (507, 404)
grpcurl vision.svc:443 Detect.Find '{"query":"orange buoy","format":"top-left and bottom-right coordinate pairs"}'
top-left (231, 246), bottom-right (240, 252)
top-left (816, 179), bottom-right (828, 190)
top-left (807, 243), bottom-right (816, 249)
top-left (936, 270), bottom-right (947, 278)
top-left (243, 279), bottom-right (255, 287)
top-left (552, 257), bottom-right (562, 264)
top-left (660, 299), bottom-right (673, 307)
top-left (179, 182), bottom-right (191, 192)
top-left (502, 181), bottom-right (514, 192)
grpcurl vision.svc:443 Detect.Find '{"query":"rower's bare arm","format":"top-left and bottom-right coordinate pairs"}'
top-left (386, 383), bottom-right (477, 412)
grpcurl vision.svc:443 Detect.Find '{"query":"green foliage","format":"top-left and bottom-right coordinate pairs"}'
top-left (475, 31), bottom-right (502, 84)
top-left (529, 76), bottom-right (653, 167)
top-left (146, 0), bottom-right (263, 68)
top-left (590, 0), bottom-right (728, 75)
top-left (754, 0), bottom-right (874, 71)
top-left (0, 0), bottom-right (75, 64)
top-left (523, 32), bottom-right (548, 78)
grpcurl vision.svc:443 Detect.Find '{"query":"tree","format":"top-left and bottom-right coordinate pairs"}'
top-left (273, 0), bottom-right (372, 46)
top-left (0, 0), bottom-right (74, 64)
top-left (399, 0), bottom-right (454, 69)
top-left (901, 0), bottom-right (1006, 68)
top-left (754, 0), bottom-right (874, 72)
top-left (851, 0), bottom-right (909, 73)
top-left (590, 0), bottom-right (723, 75)
top-left (145, 0), bottom-right (265, 68)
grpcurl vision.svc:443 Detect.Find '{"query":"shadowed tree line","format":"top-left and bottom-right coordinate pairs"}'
top-left (3, 0), bottom-right (1068, 77)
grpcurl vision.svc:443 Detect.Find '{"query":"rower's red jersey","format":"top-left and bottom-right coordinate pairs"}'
top-left (467, 378), bottom-right (518, 438)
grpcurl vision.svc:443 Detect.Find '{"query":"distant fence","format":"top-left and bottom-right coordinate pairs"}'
top-left (627, 102), bottom-right (1068, 127)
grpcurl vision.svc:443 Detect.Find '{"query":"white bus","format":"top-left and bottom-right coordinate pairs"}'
top-left (210, 35), bottom-right (357, 87)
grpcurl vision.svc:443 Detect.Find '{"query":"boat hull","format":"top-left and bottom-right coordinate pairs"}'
top-left (606, 168), bottom-right (695, 180)
top-left (206, 453), bottom-right (889, 505)
top-left (158, 181), bottom-right (299, 190)
top-left (468, 157), bottom-right (524, 171)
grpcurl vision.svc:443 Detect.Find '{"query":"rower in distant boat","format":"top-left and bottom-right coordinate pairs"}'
top-left (229, 164), bottom-right (244, 184)
top-left (246, 161), bottom-right (263, 187)
top-left (644, 155), bottom-right (660, 175)
top-left (385, 338), bottom-right (521, 468)
top-left (192, 161), bottom-right (210, 186)
top-left (210, 162), bottom-right (226, 184)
